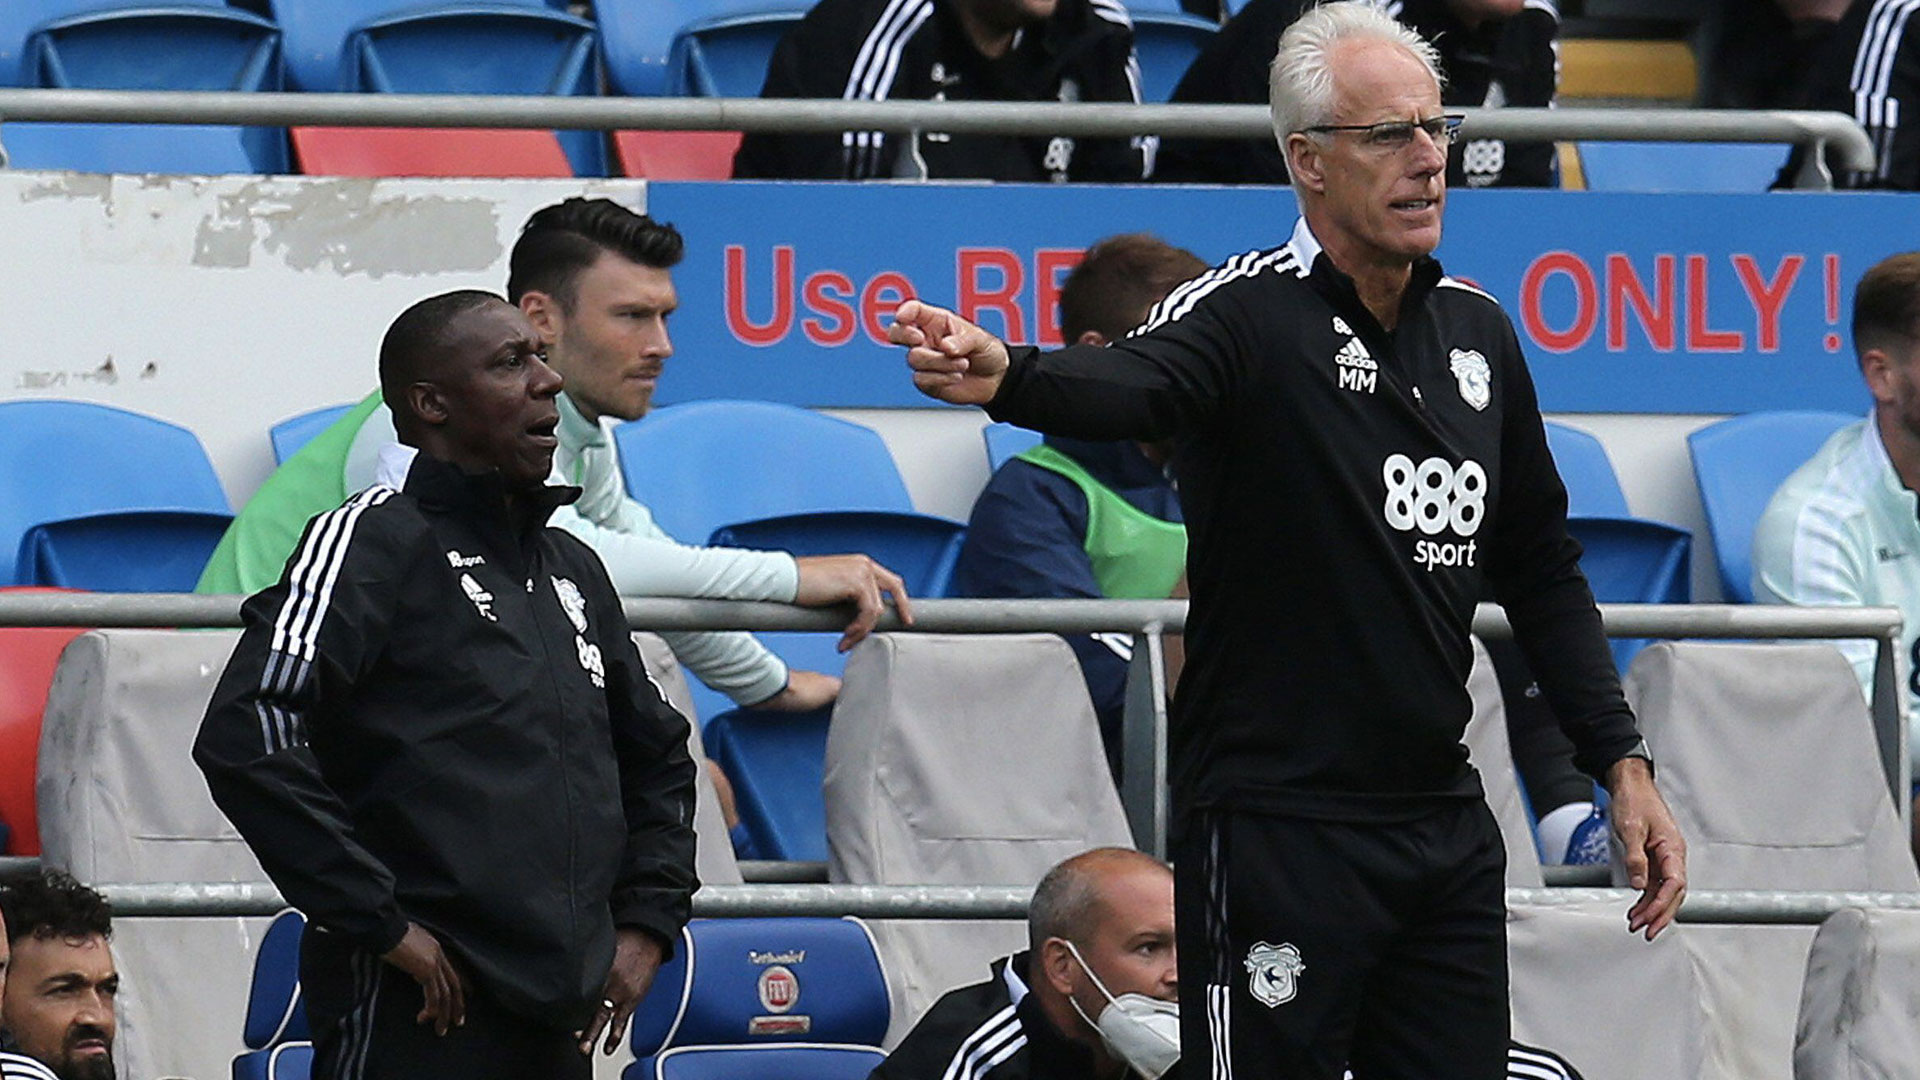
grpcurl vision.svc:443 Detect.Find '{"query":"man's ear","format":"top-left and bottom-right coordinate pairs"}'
top-left (1040, 937), bottom-right (1078, 996)
top-left (407, 382), bottom-right (449, 427)
top-left (1285, 132), bottom-right (1326, 195)
top-left (1863, 348), bottom-right (1897, 405)
top-left (1076, 330), bottom-right (1110, 347)
top-left (520, 290), bottom-right (562, 342)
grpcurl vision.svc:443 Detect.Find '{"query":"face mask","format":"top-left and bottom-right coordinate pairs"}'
top-left (1062, 940), bottom-right (1180, 1080)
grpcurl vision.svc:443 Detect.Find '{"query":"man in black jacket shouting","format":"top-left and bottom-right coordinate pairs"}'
top-left (196, 291), bottom-right (697, 1079)
top-left (891, 4), bottom-right (1684, 1077)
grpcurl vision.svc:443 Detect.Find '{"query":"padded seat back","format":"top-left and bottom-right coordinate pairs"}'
top-left (290, 125), bottom-right (574, 177)
top-left (708, 511), bottom-right (966, 598)
top-left (626, 917), bottom-right (888, 1069)
top-left (824, 633), bottom-right (1132, 1039)
top-left (1506, 905), bottom-right (1708, 1080)
top-left (0, 400), bottom-right (231, 584)
top-left (632, 631), bottom-right (743, 886)
top-left (1795, 908), bottom-right (1920, 1076)
top-left (1687, 411), bottom-right (1855, 602)
top-left (0, 588), bottom-right (87, 855)
top-left (615, 401), bottom-right (915, 547)
top-left (19, 508), bottom-right (233, 592)
top-left (1624, 641), bottom-right (1920, 1080)
top-left (38, 628), bottom-right (265, 1080)
top-left (1461, 636), bottom-right (1544, 888)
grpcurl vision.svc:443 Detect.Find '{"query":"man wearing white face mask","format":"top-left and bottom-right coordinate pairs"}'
top-left (870, 848), bottom-right (1179, 1080)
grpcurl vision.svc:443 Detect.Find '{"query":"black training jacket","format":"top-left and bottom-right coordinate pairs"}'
top-left (196, 448), bottom-right (698, 1032)
top-left (985, 219), bottom-right (1642, 826)
top-left (868, 952), bottom-right (1150, 1080)
top-left (734, 0), bottom-right (1151, 182)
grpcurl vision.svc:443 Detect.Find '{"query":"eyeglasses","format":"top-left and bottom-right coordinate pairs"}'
top-left (1298, 114), bottom-right (1466, 152)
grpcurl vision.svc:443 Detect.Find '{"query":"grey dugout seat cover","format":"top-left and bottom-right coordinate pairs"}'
top-left (632, 631), bottom-right (742, 887)
top-left (37, 629), bottom-right (265, 1080)
top-left (1624, 642), bottom-right (1920, 1080)
top-left (823, 633), bottom-right (1135, 1043)
top-left (1462, 635), bottom-right (1545, 888)
top-left (1794, 907), bottom-right (1920, 1078)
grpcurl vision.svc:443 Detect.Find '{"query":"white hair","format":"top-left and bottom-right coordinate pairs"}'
top-left (1268, 2), bottom-right (1445, 142)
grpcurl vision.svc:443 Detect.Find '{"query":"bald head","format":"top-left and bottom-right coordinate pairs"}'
top-left (1028, 847), bottom-right (1172, 953)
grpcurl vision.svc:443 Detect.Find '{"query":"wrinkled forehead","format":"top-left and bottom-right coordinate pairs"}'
top-left (1328, 37), bottom-right (1442, 123)
top-left (13, 931), bottom-right (116, 981)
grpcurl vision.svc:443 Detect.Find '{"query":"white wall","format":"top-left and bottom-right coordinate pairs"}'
top-left (0, 170), bottom-right (647, 504)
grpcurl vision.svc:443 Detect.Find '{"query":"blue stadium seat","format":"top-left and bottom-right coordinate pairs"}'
top-left (684, 628), bottom-right (846, 746)
top-left (265, 0), bottom-right (602, 174)
top-left (18, 509), bottom-right (232, 592)
top-left (270, 403), bottom-right (354, 464)
top-left (646, 1045), bottom-right (884, 1080)
top-left (614, 400), bottom-right (918, 550)
top-left (626, 917), bottom-right (888, 1080)
top-left (1, 4), bottom-right (287, 174)
top-left (982, 421), bottom-right (1042, 472)
top-left (233, 909), bottom-right (310, 1080)
top-left (1577, 142), bottom-right (1791, 194)
top-left (1542, 421), bottom-right (1630, 519)
top-left (1688, 410), bottom-right (1856, 603)
top-left (0, 0), bottom-right (228, 83)
top-left (0, 401), bottom-right (232, 586)
top-left (709, 511), bottom-right (966, 598)
top-left (1127, 10), bottom-right (1217, 103)
top-left (701, 706), bottom-right (832, 861)
top-left (1565, 516), bottom-right (1691, 672)
top-left (666, 9), bottom-right (807, 98)
top-left (597, 0), bottom-right (811, 98)
top-left (1540, 422), bottom-right (1689, 669)
top-left (257, 1043), bottom-right (313, 1080)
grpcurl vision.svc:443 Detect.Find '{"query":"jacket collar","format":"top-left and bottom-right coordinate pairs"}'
top-left (1286, 216), bottom-right (1445, 330)
top-left (1004, 951), bottom-right (1143, 1080)
top-left (556, 391), bottom-right (608, 452)
top-left (379, 443), bottom-right (581, 528)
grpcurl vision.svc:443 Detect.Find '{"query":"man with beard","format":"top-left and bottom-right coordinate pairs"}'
top-left (0, 871), bottom-right (114, 1080)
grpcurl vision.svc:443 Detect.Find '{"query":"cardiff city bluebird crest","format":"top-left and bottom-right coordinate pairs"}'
top-left (1244, 941), bottom-right (1305, 1007)
top-left (1449, 349), bottom-right (1491, 411)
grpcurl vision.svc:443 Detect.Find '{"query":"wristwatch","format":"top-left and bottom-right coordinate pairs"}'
top-left (1614, 738), bottom-right (1655, 777)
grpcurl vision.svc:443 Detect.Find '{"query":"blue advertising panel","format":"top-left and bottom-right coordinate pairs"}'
top-left (644, 181), bottom-right (1917, 414)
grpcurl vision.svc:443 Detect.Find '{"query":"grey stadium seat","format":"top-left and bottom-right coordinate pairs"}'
top-left (1795, 907), bottom-right (1920, 1075)
top-left (1461, 635), bottom-right (1546, 888)
top-left (823, 633), bottom-right (1135, 1043)
top-left (1624, 641), bottom-right (1920, 1080)
top-left (632, 631), bottom-right (742, 888)
top-left (37, 629), bottom-right (264, 1080)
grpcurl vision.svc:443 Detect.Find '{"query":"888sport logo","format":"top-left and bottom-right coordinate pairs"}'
top-left (1382, 453), bottom-right (1485, 571)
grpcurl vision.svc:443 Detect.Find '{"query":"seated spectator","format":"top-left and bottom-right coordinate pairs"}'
top-left (200, 198), bottom-right (911, 718)
top-left (1753, 251), bottom-right (1920, 854)
top-left (732, 0), bottom-right (1155, 182)
top-left (0, 871), bottom-right (116, 1080)
top-left (869, 847), bottom-right (1179, 1080)
top-left (950, 234), bottom-right (1203, 772)
top-left (1157, 0), bottom-right (1556, 188)
top-left (1777, 0), bottom-right (1920, 188)
top-left (870, 847), bottom-right (1588, 1080)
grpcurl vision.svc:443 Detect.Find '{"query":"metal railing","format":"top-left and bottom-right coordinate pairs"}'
top-left (0, 89), bottom-right (1873, 189)
top-left (0, 592), bottom-right (1906, 923)
top-left (63, 880), bottom-right (1920, 926)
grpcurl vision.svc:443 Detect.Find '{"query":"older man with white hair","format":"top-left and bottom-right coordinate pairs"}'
top-left (889, 4), bottom-right (1685, 1076)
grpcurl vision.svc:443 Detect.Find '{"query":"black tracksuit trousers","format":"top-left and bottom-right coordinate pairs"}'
top-left (1174, 800), bottom-right (1510, 1079)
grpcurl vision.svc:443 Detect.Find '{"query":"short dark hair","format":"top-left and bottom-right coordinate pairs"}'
top-left (1059, 234), bottom-right (1210, 343)
top-left (376, 289), bottom-right (504, 415)
top-left (1853, 252), bottom-right (1920, 365)
top-left (0, 868), bottom-right (112, 944)
top-left (506, 198), bottom-right (684, 308)
top-left (1027, 847), bottom-right (1168, 952)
